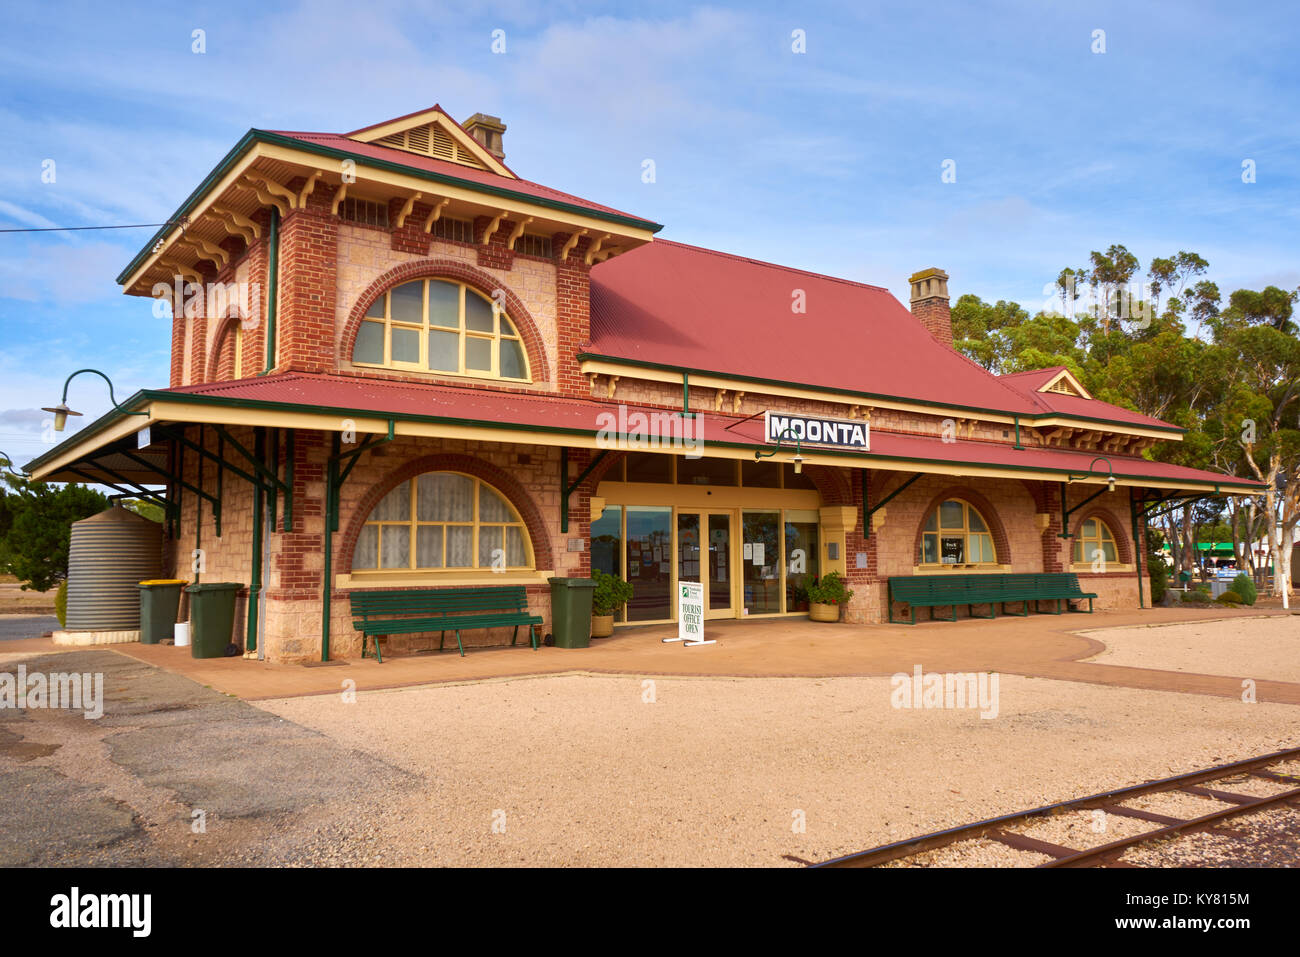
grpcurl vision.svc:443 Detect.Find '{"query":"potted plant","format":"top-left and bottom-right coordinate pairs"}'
top-left (807, 571), bottom-right (854, 622)
top-left (790, 583), bottom-right (810, 612)
top-left (590, 569), bottom-right (634, 638)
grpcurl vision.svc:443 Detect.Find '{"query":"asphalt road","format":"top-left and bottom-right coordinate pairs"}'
top-left (0, 649), bottom-right (418, 866)
top-left (0, 615), bottom-right (58, 641)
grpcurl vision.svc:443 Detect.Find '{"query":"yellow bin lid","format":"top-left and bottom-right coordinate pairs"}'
top-left (138, 579), bottom-right (189, 586)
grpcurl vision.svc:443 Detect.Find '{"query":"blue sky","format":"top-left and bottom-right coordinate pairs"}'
top-left (1, 0), bottom-right (1297, 467)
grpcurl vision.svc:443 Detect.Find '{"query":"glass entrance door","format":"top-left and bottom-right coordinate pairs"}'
top-left (677, 511), bottom-right (734, 618)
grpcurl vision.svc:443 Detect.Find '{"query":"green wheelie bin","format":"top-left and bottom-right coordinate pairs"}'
top-left (547, 577), bottom-right (597, 649)
top-left (185, 582), bottom-right (243, 659)
top-left (137, 579), bottom-right (188, 645)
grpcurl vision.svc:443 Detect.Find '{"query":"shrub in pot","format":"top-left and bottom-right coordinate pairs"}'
top-left (590, 569), bottom-right (633, 638)
top-left (807, 571), bottom-right (854, 622)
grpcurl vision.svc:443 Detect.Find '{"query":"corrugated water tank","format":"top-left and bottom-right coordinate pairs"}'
top-left (65, 506), bottom-right (163, 631)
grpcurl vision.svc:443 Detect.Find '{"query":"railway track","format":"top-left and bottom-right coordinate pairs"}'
top-left (814, 746), bottom-right (1300, 868)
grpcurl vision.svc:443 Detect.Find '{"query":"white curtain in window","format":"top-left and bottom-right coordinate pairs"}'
top-left (446, 525), bottom-right (473, 566)
top-left (417, 473), bottom-right (473, 521)
top-left (374, 480), bottom-right (410, 521)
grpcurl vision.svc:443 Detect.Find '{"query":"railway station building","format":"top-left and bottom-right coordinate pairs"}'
top-left (25, 105), bottom-right (1262, 662)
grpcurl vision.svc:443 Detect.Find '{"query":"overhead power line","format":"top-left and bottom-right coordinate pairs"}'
top-left (0, 221), bottom-right (183, 234)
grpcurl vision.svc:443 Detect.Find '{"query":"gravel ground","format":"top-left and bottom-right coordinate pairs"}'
top-left (1082, 616), bottom-right (1300, 684)
top-left (258, 671), bottom-right (1300, 867)
top-left (1005, 808), bottom-right (1156, 850)
top-left (881, 838), bottom-right (1052, 868)
top-left (1120, 806), bottom-right (1300, 867)
top-left (1116, 790), bottom-right (1235, 819)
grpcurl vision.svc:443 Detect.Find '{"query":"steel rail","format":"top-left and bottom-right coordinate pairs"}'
top-left (813, 745), bottom-right (1300, 868)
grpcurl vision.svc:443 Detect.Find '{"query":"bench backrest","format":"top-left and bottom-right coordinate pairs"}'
top-left (889, 572), bottom-right (1086, 599)
top-left (351, 587), bottom-right (531, 619)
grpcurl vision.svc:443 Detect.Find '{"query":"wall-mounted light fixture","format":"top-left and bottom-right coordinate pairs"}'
top-left (42, 369), bottom-right (148, 432)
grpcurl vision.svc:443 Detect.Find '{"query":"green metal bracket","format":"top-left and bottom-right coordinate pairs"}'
top-left (861, 469), bottom-right (870, 539)
top-left (868, 472), bottom-right (923, 529)
top-left (209, 423), bottom-right (288, 493)
top-left (321, 421), bottom-right (397, 662)
top-left (330, 421), bottom-right (396, 532)
top-left (560, 448), bottom-right (609, 534)
top-left (283, 429), bottom-right (294, 532)
top-left (1013, 415), bottom-right (1023, 450)
top-left (68, 468), bottom-right (167, 509)
top-left (1059, 482), bottom-right (1109, 539)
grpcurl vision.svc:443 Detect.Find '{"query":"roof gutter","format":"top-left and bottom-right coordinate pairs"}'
top-left (29, 387), bottom-right (1264, 495)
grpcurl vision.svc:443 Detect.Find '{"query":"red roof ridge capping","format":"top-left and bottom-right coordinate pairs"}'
top-left (343, 103), bottom-right (452, 138)
top-left (999, 365), bottom-right (1070, 382)
top-left (642, 238), bottom-right (892, 294)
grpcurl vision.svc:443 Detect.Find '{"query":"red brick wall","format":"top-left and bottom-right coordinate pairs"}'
top-left (912, 298), bottom-right (953, 345)
top-left (276, 190), bottom-right (339, 374)
top-left (555, 236), bottom-right (593, 397)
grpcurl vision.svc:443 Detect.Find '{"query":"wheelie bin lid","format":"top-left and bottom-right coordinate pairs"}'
top-left (185, 582), bottom-right (244, 593)
top-left (548, 577), bottom-right (597, 588)
top-left (139, 579), bottom-right (189, 587)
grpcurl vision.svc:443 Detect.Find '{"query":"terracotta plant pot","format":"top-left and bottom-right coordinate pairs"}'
top-left (591, 614), bottom-right (614, 638)
top-left (809, 602), bottom-right (840, 622)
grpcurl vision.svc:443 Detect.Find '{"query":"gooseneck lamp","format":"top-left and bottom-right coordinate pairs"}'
top-left (42, 368), bottom-right (148, 432)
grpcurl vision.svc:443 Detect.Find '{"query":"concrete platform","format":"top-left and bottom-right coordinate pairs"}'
top-left (5, 605), bottom-right (1292, 704)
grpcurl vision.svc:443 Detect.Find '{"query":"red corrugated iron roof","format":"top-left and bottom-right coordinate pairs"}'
top-left (996, 367), bottom-right (1174, 430)
top-left (589, 241), bottom-right (1182, 432)
top-left (164, 373), bottom-right (1258, 490)
top-left (268, 128), bottom-right (656, 227)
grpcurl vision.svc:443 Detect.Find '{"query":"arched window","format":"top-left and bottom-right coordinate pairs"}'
top-left (351, 279), bottom-right (530, 381)
top-left (352, 472), bottom-right (533, 571)
top-left (1073, 518), bottom-right (1118, 565)
top-left (920, 499), bottom-right (997, 566)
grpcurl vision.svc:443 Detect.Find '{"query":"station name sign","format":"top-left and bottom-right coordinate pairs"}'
top-left (764, 411), bottom-right (870, 451)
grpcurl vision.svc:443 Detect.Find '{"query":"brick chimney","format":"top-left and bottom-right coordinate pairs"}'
top-left (463, 113), bottom-right (506, 162)
top-left (909, 267), bottom-right (951, 345)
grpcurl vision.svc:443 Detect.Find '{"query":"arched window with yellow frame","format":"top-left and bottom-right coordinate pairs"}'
top-left (920, 499), bottom-right (997, 566)
top-left (352, 472), bottom-right (533, 572)
top-left (1073, 517), bottom-right (1118, 565)
top-left (351, 278), bottom-right (530, 381)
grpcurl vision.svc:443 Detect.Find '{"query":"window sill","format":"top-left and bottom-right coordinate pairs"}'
top-left (335, 570), bottom-right (555, 589)
top-left (912, 564), bottom-right (1009, 575)
top-left (1071, 563), bottom-right (1135, 574)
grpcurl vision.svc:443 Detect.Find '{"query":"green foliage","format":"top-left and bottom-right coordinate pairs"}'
top-left (120, 498), bottom-right (165, 524)
top-left (55, 579), bottom-right (67, 627)
top-left (590, 568), bottom-right (633, 616)
top-left (1146, 527), bottom-right (1168, 604)
top-left (1216, 591), bottom-right (1244, 605)
top-left (1231, 572), bottom-right (1257, 606)
top-left (1181, 586), bottom-right (1212, 604)
top-left (0, 480), bottom-right (109, 592)
top-left (808, 571), bottom-right (854, 605)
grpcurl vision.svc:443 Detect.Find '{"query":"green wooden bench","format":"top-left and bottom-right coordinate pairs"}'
top-left (350, 587), bottom-right (543, 662)
top-left (888, 573), bottom-right (1098, 625)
